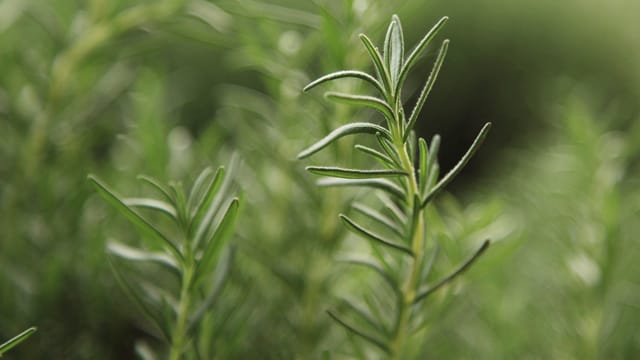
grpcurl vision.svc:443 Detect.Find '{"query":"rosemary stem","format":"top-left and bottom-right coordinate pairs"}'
top-left (170, 255), bottom-right (194, 360)
top-left (388, 125), bottom-right (425, 359)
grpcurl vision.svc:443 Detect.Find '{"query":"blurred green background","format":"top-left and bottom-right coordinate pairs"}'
top-left (1, 0), bottom-right (639, 358)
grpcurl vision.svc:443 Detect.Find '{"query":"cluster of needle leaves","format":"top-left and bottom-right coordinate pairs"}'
top-left (88, 164), bottom-right (240, 359)
top-left (299, 15), bottom-right (492, 358)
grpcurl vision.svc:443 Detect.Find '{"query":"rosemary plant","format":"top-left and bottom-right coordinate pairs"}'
top-left (88, 164), bottom-right (240, 359)
top-left (0, 327), bottom-right (36, 357)
top-left (299, 15), bottom-right (492, 358)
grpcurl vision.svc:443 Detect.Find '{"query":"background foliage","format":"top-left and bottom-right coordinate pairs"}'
top-left (1, 0), bottom-right (639, 358)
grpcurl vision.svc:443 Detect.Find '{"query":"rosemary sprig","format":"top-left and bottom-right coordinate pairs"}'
top-left (299, 14), bottom-right (492, 358)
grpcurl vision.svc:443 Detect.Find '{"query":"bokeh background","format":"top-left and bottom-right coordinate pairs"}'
top-left (1, 0), bottom-right (639, 358)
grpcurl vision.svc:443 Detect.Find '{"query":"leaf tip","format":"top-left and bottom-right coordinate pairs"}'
top-left (297, 151), bottom-right (310, 160)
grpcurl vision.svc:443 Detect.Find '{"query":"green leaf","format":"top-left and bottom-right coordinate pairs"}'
top-left (421, 243), bottom-right (439, 283)
top-left (0, 327), bottom-right (37, 356)
top-left (396, 16), bottom-right (448, 97)
top-left (340, 257), bottom-right (399, 293)
top-left (188, 246), bottom-right (235, 332)
top-left (303, 70), bottom-right (384, 95)
top-left (384, 15), bottom-right (404, 87)
top-left (324, 92), bottom-right (394, 123)
top-left (425, 134), bottom-right (441, 194)
top-left (123, 198), bottom-right (177, 221)
top-left (359, 33), bottom-right (392, 95)
top-left (376, 132), bottom-right (401, 166)
top-left (362, 294), bottom-right (388, 336)
top-left (413, 239), bottom-right (490, 305)
top-left (169, 181), bottom-right (188, 227)
top-left (376, 192), bottom-right (407, 224)
top-left (403, 39), bottom-right (449, 141)
top-left (306, 166), bottom-right (407, 179)
top-left (418, 137), bottom-right (428, 194)
top-left (352, 203), bottom-right (404, 237)
top-left (193, 156), bottom-right (239, 249)
top-left (109, 259), bottom-right (171, 341)
top-left (297, 122), bottom-right (390, 159)
top-left (107, 241), bottom-right (180, 274)
top-left (190, 167), bottom-right (225, 234)
top-left (339, 297), bottom-right (388, 336)
top-left (137, 175), bottom-right (174, 204)
top-left (186, 166), bottom-right (214, 211)
top-left (88, 175), bottom-right (182, 261)
top-left (422, 122), bottom-right (491, 208)
top-left (317, 178), bottom-right (405, 200)
top-left (354, 144), bottom-right (395, 167)
top-left (340, 214), bottom-right (413, 256)
top-left (327, 310), bottom-right (390, 354)
top-left (407, 195), bottom-right (422, 241)
top-left (196, 198), bottom-right (239, 280)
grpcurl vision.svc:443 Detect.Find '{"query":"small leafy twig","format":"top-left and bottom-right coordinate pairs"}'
top-left (299, 14), bottom-right (492, 358)
top-left (89, 163), bottom-right (240, 359)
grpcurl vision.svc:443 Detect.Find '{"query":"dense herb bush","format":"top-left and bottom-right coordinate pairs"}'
top-left (1, 0), bottom-right (640, 358)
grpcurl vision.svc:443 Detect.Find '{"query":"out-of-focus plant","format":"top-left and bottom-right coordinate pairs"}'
top-left (299, 14), bottom-right (492, 358)
top-left (88, 164), bottom-right (240, 359)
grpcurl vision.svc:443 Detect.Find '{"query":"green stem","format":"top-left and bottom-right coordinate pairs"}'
top-left (170, 259), bottom-right (194, 360)
top-left (387, 128), bottom-right (425, 359)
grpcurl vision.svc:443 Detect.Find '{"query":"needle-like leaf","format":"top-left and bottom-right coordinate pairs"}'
top-left (306, 166), bottom-right (407, 179)
top-left (417, 137), bottom-right (428, 194)
top-left (303, 70), bottom-right (385, 95)
top-left (186, 166), bottom-right (214, 211)
top-left (123, 198), bottom-right (178, 220)
top-left (407, 195), bottom-right (422, 241)
top-left (340, 214), bottom-right (413, 256)
top-left (339, 297), bottom-right (389, 336)
top-left (403, 39), bottom-right (449, 142)
top-left (421, 243), bottom-right (439, 283)
top-left (396, 16), bottom-right (448, 97)
top-left (109, 258), bottom-right (171, 341)
top-left (107, 241), bottom-right (180, 274)
top-left (317, 178), bottom-right (405, 200)
top-left (352, 202), bottom-right (404, 237)
top-left (0, 327), bottom-right (37, 356)
top-left (196, 198), bottom-right (240, 280)
top-left (422, 122), bottom-right (491, 208)
top-left (190, 167), bottom-right (225, 233)
top-left (88, 175), bottom-right (182, 260)
top-left (327, 310), bottom-right (390, 354)
top-left (138, 175), bottom-right (175, 204)
top-left (188, 246), bottom-right (235, 332)
top-left (376, 133), bottom-right (402, 167)
top-left (355, 144), bottom-right (396, 167)
top-left (324, 92), bottom-right (394, 123)
top-left (297, 122), bottom-right (391, 159)
top-left (384, 15), bottom-right (404, 87)
top-left (359, 33), bottom-right (392, 95)
top-left (340, 257), bottom-right (399, 293)
top-left (413, 239), bottom-right (490, 305)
